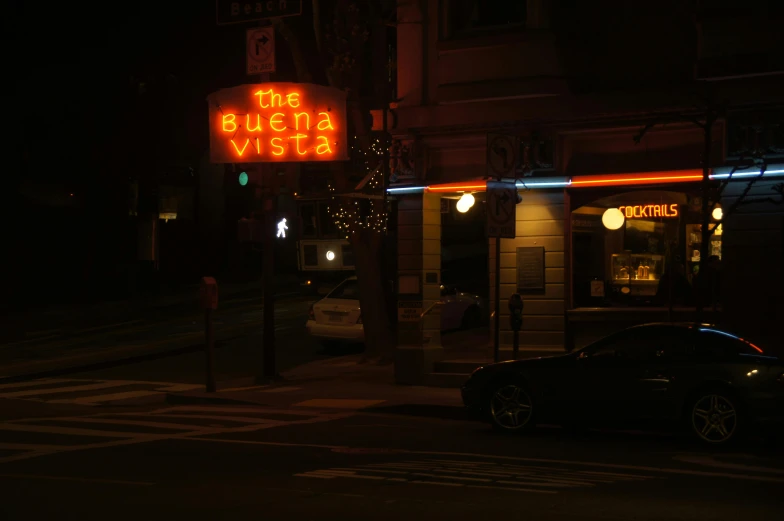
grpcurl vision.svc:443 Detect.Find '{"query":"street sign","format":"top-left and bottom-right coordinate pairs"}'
top-left (398, 301), bottom-right (423, 322)
top-left (247, 26), bottom-right (275, 74)
top-left (216, 0), bottom-right (303, 25)
top-left (487, 133), bottom-right (518, 177)
top-left (487, 181), bottom-right (517, 238)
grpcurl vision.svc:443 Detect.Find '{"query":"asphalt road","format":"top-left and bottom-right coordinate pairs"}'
top-left (0, 398), bottom-right (782, 521)
top-left (0, 292), bottom-right (324, 381)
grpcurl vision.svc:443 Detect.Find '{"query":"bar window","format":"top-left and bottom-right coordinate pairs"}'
top-left (299, 203), bottom-right (317, 237)
top-left (447, 0), bottom-right (527, 37)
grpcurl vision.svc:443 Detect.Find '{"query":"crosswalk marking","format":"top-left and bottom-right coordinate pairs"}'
top-left (0, 405), bottom-right (353, 464)
top-left (295, 458), bottom-right (655, 494)
top-left (0, 381), bottom-right (135, 398)
top-left (0, 378), bottom-right (74, 391)
top-left (49, 390), bottom-right (163, 405)
top-left (0, 378), bottom-right (201, 406)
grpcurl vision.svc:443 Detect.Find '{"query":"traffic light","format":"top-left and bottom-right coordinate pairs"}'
top-left (238, 171), bottom-right (249, 186)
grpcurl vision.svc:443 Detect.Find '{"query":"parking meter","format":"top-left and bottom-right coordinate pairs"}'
top-left (508, 293), bottom-right (524, 331)
top-left (508, 293), bottom-right (524, 360)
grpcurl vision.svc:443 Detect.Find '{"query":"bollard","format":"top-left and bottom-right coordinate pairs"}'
top-left (200, 277), bottom-right (218, 392)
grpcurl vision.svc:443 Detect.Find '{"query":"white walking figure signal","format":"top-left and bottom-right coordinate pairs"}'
top-left (277, 218), bottom-right (288, 238)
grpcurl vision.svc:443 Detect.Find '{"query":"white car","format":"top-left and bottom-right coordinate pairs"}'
top-left (306, 277), bottom-right (486, 344)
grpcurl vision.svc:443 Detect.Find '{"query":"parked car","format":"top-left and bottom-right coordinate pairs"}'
top-left (306, 277), bottom-right (487, 344)
top-left (461, 323), bottom-right (783, 445)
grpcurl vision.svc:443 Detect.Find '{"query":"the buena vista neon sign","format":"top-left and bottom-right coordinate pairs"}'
top-left (618, 204), bottom-right (679, 219)
top-left (208, 82), bottom-right (348, 163)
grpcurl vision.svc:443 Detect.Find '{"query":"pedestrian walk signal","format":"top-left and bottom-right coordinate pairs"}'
top-left (238, 171), bottom-right (249, 186)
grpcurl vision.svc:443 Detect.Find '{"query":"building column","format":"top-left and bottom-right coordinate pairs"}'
top-left (394, 191), bottom-right (442, 384)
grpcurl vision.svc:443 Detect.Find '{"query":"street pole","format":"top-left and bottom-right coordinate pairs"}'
top-left (258, 19), bottom-right (277, 381)
top-left (205, 307), bottom-right (216, 392)
top-left (261, 191), bottom-right (277, 380)
top-left (493, 169), bottom-right (502, 363)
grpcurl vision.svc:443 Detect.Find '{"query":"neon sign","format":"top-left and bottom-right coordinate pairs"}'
top-left (618, 204), bottom-right (679, 219)
top-left (208, 82), bottom-right (347, 163)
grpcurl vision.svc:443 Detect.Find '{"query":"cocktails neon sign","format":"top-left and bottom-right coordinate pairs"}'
top-left (618, 204), bottom-right (679, 219)
top-left (208, 82), bottom-right (348, 163)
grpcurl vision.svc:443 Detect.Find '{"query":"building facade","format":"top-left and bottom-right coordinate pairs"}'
top-left (389, 0), bottom-right (784, 383)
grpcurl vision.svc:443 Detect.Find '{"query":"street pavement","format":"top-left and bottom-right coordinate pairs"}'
top-left (0, 391), bottom-right (781, 521)
top-left (0, 291), bottom-right (319, 381)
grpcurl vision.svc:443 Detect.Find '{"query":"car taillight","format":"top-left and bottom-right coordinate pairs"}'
top-left (308, 305), bottom-right (315, 320)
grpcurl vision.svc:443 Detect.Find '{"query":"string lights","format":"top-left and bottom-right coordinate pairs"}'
top-left (326, 135), bottom-right (389, 238)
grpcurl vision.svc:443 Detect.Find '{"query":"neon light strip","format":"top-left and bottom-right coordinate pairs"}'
top-left (710, 169), bottom-right (784, 180)
top-left (516, 178), bottom-right (571, 188)
top-left (570, 170), bottom-right (704, 186)
top-left (386, 167), bottom-right (784, 194)
top-left (387, 186), bottom-right (426, 193)
top-left (426, 182), bottom-right (487, 193)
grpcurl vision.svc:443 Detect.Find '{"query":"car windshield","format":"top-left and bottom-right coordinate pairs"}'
top-left (327, 280), bottom-right (359, 300)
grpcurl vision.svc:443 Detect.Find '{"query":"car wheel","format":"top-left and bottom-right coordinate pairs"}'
top-left (689, 390), bottom-right (741, 445)
top-left (487, 381), bottom-right (536, 433)
top-left (461, 305), bottom-right (482, 329)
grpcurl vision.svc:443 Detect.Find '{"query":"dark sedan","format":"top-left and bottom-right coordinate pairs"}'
top-left (462, 323), bottom-right (783, 445)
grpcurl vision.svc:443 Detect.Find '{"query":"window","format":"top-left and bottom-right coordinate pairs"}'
top-left (328, 279), bottom-right (359, 300)
top-left (448, 0), bottom-right (527, 37)
top-left (318, 202), bottom-right (338, 237)
top-left (341, 245), bottom-right (355, 267)
top-left (584, 326), bottom-right (693, 363)
top-left (303, 245), bottom-right (318, 267)
top-left (300, 203), bottom-right (317, 237)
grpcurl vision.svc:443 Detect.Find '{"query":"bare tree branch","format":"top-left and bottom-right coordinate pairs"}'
top-left (632, 114), bottom-right (706, 144)
top-left (272, 18), bottom-right (313, 83)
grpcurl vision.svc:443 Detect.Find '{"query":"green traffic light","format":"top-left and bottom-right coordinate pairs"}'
top-left (238, 171), bottom-right (248, 186)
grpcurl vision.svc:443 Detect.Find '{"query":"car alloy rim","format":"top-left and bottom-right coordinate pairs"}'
top-left (692, 394), bottom-right (737, 443)
top-left (490, 384), bottom-right (532, 430)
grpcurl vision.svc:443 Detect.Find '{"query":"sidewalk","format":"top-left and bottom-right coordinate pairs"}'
top-left (166, 355), bottom-right (465, 414)
top-left (164, 343), bottom-right (565, 415)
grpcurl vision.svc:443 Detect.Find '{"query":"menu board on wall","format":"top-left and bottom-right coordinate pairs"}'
top-left (516, 247), bottom-right (545, 291)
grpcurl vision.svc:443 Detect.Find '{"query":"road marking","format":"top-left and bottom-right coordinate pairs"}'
top-left (220, 385), bottom-right (270, 392)
top-left (292, 399), bottom-right (386, 409)
top-left (672, 454), bottom-right (784, 475)
top-left (0, 381), bottom-right (126, 398)
top-left (0, 378), bottom-right (75, 391)
top-left (258, 386), bottom-right (301, 393)
top-left (0, 474), bottom-right (154, 486)
top-left (0, 407), bottom-right (353, 464)
top-left (0, 379), bottom-right (203, 405)
top-left (150, 414), bottom-right (282, 425)
top-left (183, 438), bottom-right (784, 484)
top-left (49, 390), bottom-right (163, 405)
top-left (49, 417), bottom-right (198, 431)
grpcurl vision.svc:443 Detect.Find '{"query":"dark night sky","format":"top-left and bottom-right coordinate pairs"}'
top-left (14, 1), bottom-right (306, 186)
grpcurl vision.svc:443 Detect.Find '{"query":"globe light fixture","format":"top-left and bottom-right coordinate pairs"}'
top-left (712, 206), bottom-right (723, 220)
top-left (602, 208), bottom-right (625, 230)
top-left (325, 250), bottom-right (335, 261)
top-left (456, 193), bottom-right (475, 213)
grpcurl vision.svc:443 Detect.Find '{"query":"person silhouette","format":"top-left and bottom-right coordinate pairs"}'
top-left (276, 218), bottom-right (288, 238)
